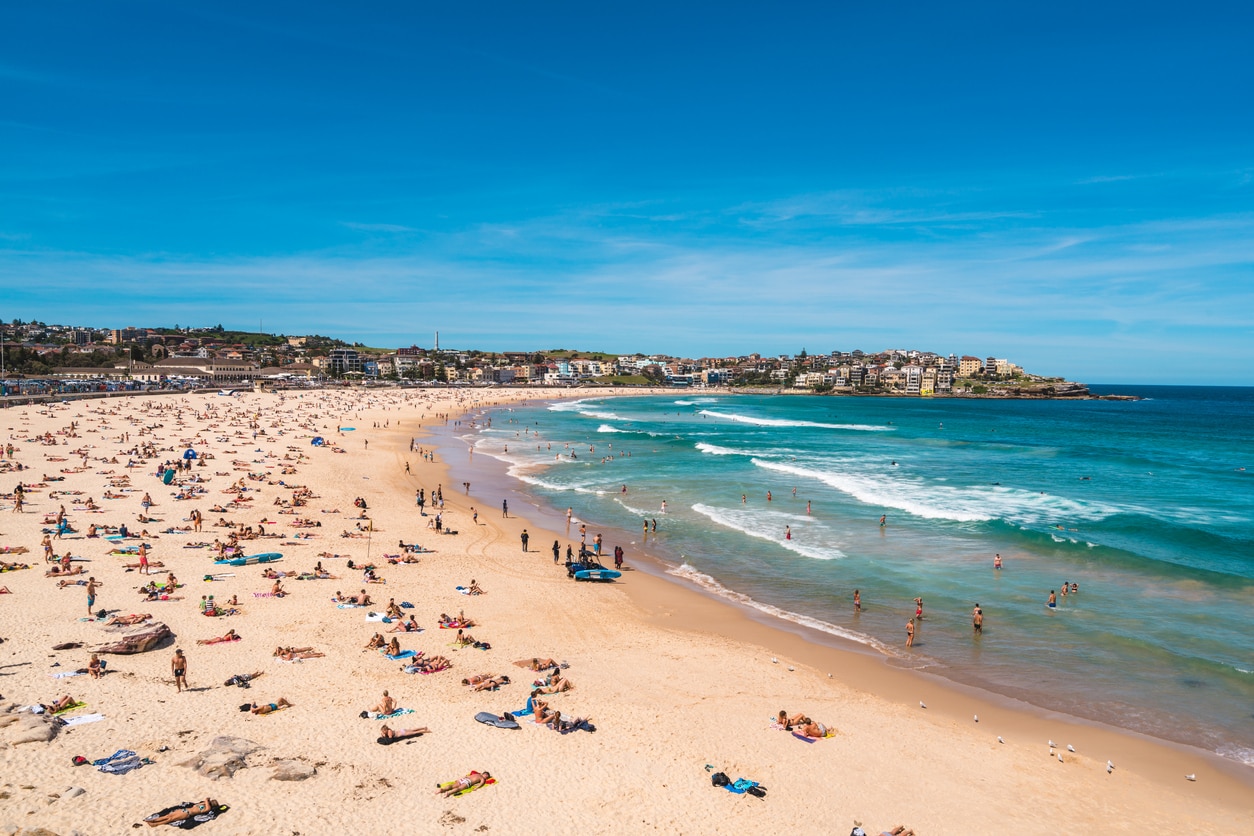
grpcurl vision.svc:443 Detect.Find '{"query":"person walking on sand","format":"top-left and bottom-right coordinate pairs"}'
top-left (138, 542), bottom-right (150, 575)
top-left (520, 530), bottom-right (529, 553)
top-left (172, 648), bottom-right (188, 692)
top-left (502, 499), bottom-right (508, 518)
top-left (906, 618), bottom-right (915, 647)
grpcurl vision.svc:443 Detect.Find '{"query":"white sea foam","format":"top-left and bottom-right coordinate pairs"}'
top-left (699, 409), bottom-right (891, 432)
top-left (1215, 744), bottom-right (1254, 767)
top-left (752, 458), bottom-right (1118, 525)
top-left (666, 562), bottom-right (891, 654)
top-left (692, 503), bottom-right (842, 560)
top-left (547, 398), bottom-right (594, 413)
top-left (674, 400), bottom-right (695, 406)
top-left (694, 442), bottom-right (743, 456)
top-left (596, 424), bottom-right (627, 433)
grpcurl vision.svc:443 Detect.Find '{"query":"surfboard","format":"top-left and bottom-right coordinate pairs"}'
top-left (215, 553), bottom-right (283, 567)
top-left (475, 711), bottom-right (520, 730)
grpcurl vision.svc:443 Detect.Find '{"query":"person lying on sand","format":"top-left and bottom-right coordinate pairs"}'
top-left (40, 694), bottom-right (78, 713)
top-left (273, 646), bottom-right (323, 660)
top-left (45, 565), bottom-right (85, 577)
top-left (797, 719), bottom-right (833, 739)
top-left (436, 771), bottom-right (490, 796)
top-left (387, 616), bottom-right (421, 633)
top-left (105, 613), bottom-right (152, 626)
top-left (544, 709), bottom-right (593, 733)
top-left (402, 655), bottom-right (451, 674)
top-left (466, 674), bottom-right (510, 692)
top-left (514, 657), bottom-right (559, 671)
top-left (777, 710), bottom-right (808, 730)
top-left (224, 671), bottom-right (263, 687)
top-left (197, 629), bottom-right (240, 645)
top-left (379, 723), bottom-right (430, 742)
top-left (144, 798), bottom-right (222, 827)
top-left (248, 697), bottom-right (292, 714)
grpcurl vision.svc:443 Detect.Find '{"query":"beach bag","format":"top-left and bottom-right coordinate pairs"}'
top-left (711, 772), bottom-right (730, 787)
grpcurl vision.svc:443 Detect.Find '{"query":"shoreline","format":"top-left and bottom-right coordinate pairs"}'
top-left (430, 397), bottom-right (1254, 794)
top-left (0, 387), bottom-right (1248, 835)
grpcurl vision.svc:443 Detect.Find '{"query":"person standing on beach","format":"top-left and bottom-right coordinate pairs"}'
top-left (906, 619), bottom-right (915, 647)
top-left (502, 499), bottom-right (508, 518)
top-left (552, 541), bottom-right (560, 564)
top-left (85, 577), bottom-right (100, 615)
top-left (138, 542), bottom-right (149, 575)
top-left (520, 530), bottom-right (529, 552)
top-left (172, 648), bottom-right (188, 693)
top-left (614, 545), bottom-right (623, 570)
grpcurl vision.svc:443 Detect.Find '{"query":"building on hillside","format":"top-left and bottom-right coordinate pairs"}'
top-left (958, 356), bottom-right (983, 377)
top-left (326, 348), bottom-right (361, 375)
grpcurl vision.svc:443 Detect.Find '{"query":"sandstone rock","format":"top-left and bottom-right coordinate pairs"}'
top-left (270, 759), bottom-right (316, 781)
top-left (180, 736), bottom-right (261, 779)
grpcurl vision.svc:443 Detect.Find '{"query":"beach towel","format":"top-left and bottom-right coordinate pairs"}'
top-left (475, 711), bottom-right (520, 730)
top-left (62, 713), bottom-right (105, 727)
top-left (144, 802), bottom-right (229, 829)
top-left (336, 603), bottom-right (361, 609)
top-left (49, 670), bottom-right (85, 679)
top-left (383, 649), bottom-right (417, 661)
top-left (94, 748), bottom-right (144, 773)
top-left (438, 776), bottom-right (497, 797)
top-left (371, 708), bottom-right (414, 720)
top-left (364, 612), bottom-right (389, 622)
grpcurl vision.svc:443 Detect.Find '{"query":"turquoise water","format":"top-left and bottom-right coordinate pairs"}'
top-left (464, 388), bottom-right (1254, 765)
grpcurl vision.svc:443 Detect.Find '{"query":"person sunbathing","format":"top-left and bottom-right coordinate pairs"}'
top-left (533, 701), bottom-right (559, 725)
top-left (270, 580), bottom-right (286, 597)
top-left (453, 629), bottom-right (478, 646)
top-left (540, 670), bottom-right (574, 694)
top-left (105, 613), bottom-right (152, 625)
top-left (468, 674), bottom-right (511, 692)
top-left (45, 565), bottom-right (85, 577)
top-left (144, 798), bottom-right (222, 827)
top-left (249, 697), bottom-right (292, 715)
top-left (41, 694), bottom-right (78, 713)
top-left (224, 671), bottom-right (263, 687)
top-left (387, 616), bottom-right (421, 633)
top-left (122, 560), bottom-right (165, 569)
top-left (403, 655), bottom-right (450, 674)
top-left (436, 771), bottom-right (490, 796)
top-left (197, 629), bottom-right (240, 645)
top-left (379, 723), bottom-right (430, 742)
top-left (514, 657), bottom-right (559, 671)
top-left (385, 599), bottom-right (403, 619)
top-left (881, 828), bottom-right (916, 836)
top-left (545, 709), bottom-right (593, 732)
top-left (1, 561), bottom-right (30, 571)
top-left (88, 653), bottom-right (103, 679)
top-left (385, 637), bottom-right (402, 656)
top-left (466, 579), bottom-right (484, 595)
top-left (273, 646), bottom-right (323, 660)
top-left (777, 710), bottom-right (808, 730)
top-left (371, 690), bottom-right (397, 715)
top-left (798, 719), bottom-right (832, 739)
top-left (363, 633), bottom-right (385, 650)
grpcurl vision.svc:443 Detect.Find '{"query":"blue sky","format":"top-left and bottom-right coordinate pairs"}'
top-left (1, 1), bottom-right (1251, 383)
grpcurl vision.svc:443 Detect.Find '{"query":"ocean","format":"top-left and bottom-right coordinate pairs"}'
top-left (453, 387), bottom-right (1254, 767)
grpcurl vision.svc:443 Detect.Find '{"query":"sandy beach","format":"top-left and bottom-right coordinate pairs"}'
top-left (0, 387), bottom-right (1250, 835)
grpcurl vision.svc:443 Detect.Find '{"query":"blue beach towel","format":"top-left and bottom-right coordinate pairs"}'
top-left (382, 649), bottom-right (417, 660)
